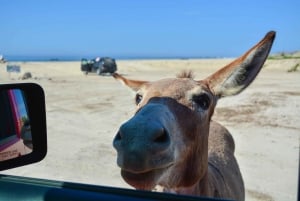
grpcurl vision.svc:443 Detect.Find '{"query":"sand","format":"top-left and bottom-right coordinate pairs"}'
top-left (0, 58), bottom-right (299, 201)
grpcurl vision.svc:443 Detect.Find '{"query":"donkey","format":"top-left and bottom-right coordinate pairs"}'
top-left (112, 31), bottom-right (276, 200)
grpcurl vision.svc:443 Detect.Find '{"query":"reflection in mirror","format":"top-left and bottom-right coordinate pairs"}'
top-left (0, 89), bottom-right (32, 161)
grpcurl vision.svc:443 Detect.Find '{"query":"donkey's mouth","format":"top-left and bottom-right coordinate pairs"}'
top-left (121, 167), bottom-right (168, 190)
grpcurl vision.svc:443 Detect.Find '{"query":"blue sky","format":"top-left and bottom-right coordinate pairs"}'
top-left (1, 0), bottom-right (299, 58)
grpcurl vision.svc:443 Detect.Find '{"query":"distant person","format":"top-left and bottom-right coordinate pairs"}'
top-left (0, 55), bottom-right (6, 63)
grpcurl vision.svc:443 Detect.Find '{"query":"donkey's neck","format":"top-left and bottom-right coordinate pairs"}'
top-left (164, 171), bottom-right (211, 196)
top-left (178, 173), bottom-right (210, 196)
top-left (175, 133), bottom-right (212, 196)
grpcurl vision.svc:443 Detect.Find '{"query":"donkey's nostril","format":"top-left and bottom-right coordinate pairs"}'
top-left (153, 129), bottom-right (169, 144)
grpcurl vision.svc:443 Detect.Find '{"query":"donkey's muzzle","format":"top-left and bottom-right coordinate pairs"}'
top-left (113, 102), bottom-right (174, 173)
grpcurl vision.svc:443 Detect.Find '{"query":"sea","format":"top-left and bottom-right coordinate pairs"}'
top-left (3, 55), bottom-right (220, 62)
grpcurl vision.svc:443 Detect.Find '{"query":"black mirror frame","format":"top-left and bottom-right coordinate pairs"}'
top-left (0, 83), bottom-right (47, 171)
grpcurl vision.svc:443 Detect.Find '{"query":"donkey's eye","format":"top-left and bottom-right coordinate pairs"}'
top-left (135, 94), bottom-right (143, 105)
top-left (192, 94), bottom-right (210, 110)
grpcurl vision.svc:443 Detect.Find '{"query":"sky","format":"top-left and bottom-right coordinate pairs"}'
top-left (1, 0), bottom-right (299, 59)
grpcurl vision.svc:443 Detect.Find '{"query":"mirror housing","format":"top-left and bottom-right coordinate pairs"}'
top-left (0, 83), bottom-right (47, 171)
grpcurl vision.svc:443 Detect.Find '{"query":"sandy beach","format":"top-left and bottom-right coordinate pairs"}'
top-left (1, 58), bottom-right (299, 201)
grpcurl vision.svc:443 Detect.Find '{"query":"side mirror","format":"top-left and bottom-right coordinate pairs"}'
top-left (0, 83), bottom-right (47, 171)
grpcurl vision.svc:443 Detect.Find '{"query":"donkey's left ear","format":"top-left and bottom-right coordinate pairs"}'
top-left (204, 31), bottom-right (276, 98)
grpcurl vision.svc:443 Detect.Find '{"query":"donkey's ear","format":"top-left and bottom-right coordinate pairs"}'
top-left (113, 73), bottom-right (148, 91)
top-left (205, 31), bottom-right (276, 98)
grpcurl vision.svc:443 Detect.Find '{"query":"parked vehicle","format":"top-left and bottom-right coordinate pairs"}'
top-left (81, 57), bottom-right (117, 75)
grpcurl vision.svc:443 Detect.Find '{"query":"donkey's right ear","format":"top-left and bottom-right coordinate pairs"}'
top-left (204, 31), bottom-right (276, 98)
top-left (113, 73), bottom-right (148, 91)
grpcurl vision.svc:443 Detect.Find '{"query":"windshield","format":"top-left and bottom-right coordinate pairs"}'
top-left (1, 1), bottom-right (299, 201)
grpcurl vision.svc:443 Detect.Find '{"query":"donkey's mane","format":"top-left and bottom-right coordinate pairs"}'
top-left (176, 70), bottom-right (195, 79)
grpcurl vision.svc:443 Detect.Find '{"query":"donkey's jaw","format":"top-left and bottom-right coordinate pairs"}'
top-left (121, 165), bottom-right (173, 190)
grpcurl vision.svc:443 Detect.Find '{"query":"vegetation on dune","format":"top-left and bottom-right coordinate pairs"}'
top-left (287, 63), bottom-right (299, 72)
top-left (268, 51), bottom-right (300, 60)
top-left (265, 51), bottom-right (300, 73)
